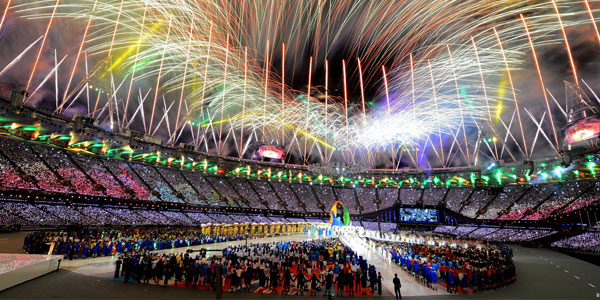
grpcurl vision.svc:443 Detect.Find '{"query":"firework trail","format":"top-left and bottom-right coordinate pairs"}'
top-left (8, 0), bottom-right (600, 167)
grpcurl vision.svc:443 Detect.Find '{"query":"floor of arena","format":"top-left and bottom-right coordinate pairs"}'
top-left (0, 232), bottom-right (599, 299)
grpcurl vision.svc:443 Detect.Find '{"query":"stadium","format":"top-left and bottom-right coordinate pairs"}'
top-left (0, 0), bottom-right (599, 299)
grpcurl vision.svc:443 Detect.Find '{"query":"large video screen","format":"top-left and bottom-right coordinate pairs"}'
top-left (564, 116), bottom-right (600, 144)
top-left (253, 144), bottom-right (285, 161)
top-left (399, 208), bottom-right (438, 223)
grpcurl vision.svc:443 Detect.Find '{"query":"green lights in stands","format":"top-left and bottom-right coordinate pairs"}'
top-left (17, 125), bottom-right (40, 132)
top-left (37, 134), bottom-right (52, 139)
top-left (553, 166), bottom-right (563, 179)
top-left (4, 118), bottom-right (600, 190)
top-left (495, 169), bottom-right (502, 184)
top-left (586, 161), bottom-right (597, 176)
top-left (131, 153), bottom-right (152, 159)
top-left (105, 146), bottom-right (134, 158)
top-left (481, 175), bottom-right (489, 184)
top-left (70, 141), bottom-right (104, 149)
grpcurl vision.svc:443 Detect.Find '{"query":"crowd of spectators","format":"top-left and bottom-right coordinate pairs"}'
top-left (30, 143), bottom-right (103, 196)
top-left (250, 215), bottom-right (272, 223)
top-left (112, 238), bottom-right (381, 297)
top-left (355, 187), bottom-right (377, 213)
top-left (422, 188), bottom-right (445, 206)
top-left (292, 184), bottom-right (322, 212)
top-left (131, 163), bottom-right (181, 203)
top-left (481, 228), bottom-right (521, 242)
top-left (205, 177), bottom-right (244, 208)
top-left (378, 188), bottom-right (398, 210)
top-left (361, 222), bottom-right (379, 231)
top-left (562, 182), bottom-right (600, 214)
top-left (357, 221), bottom-right (396, 232)
top-left (490, 229), bottom-right (557, 242)
top-left (400, 188), bottom-right (421, 206)
top-left (68, 151), bottom-right (129, 198)
top-left (182, 172), bottom-right (227, 206)
top-left (478, 186), bottom-right (526, 220)
top-left (334, 188), bottom-right (360, 214)
top-left (101, 158), bottom-right (152, 201)
top-left (1, 136), bottom-right (600, 223)
top-left (444, 188), bottom-right (472, 213)
top-left (286, 217), bottom-right (307, 223)
top-left (451, 226), bottom-right (478, 238)
top-left (551, 232), bottom-right (600, 252)
top-left (0, 138), bottom-right (70, 193)
top-left (270, 182), bottom-right (304, 212)
top-left (160, 168), bottom-right (205, 205)
top-left (0, 201), bottom-right (288, 227)
top-left (497, 184), bottom-right (557, 220)
top-left (22, 228), bottom-right (247, 258)
top-left (0, 202), bottom-right (51, 225)
top-left (461, 190), bottom-right (494, 218)
top-left (228, 178), bottom-right (267, 209)
top-left (380, 222), bottom-right (396, 231)
top-left (249, 180), bottom-right (285, 210)
top-left (433, 226), bottom-right (557, 243)
top-left (523, 181), bottom-right (595, 220)
top-left (464, 228), bottom-right (498, 239)
top-left (432, 226), bottom-right (457, 235)
top-left (313, 185), bottom-right (337, 211)
top-left (365, 230), bottom-right (515, 294)
top-left (0, 148), bottom-right (38, 191)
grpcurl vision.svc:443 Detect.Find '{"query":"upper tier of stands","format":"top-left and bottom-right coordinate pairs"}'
top-left (0, 136), bottom-right (599, 220)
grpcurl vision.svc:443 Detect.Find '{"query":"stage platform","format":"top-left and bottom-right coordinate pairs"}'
top-left (0, 253), bottom-right (62, 291)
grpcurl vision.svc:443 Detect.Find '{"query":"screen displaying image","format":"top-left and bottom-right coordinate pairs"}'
top-left (399, 208), bottom-right (438, 223)
top-left (564, 116), bottom-right (600, 144)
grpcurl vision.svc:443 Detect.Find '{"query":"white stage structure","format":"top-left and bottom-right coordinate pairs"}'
top-left (0, 254), bottom-right (62, 291)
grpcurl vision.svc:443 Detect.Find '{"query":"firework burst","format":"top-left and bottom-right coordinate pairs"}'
top-left (5, 0), bottom-right (600, 168)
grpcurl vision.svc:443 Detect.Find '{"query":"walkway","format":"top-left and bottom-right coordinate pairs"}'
top-left (340, 235), bottom-right (447, 297)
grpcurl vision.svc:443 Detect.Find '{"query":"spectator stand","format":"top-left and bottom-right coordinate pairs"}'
top-left (226, 177), bottom-right (267, 209)
top-left (180, 171), bottom-right (224, 207)
top-left (250, 180), bottom-right (287, 211)
top-left (204, 176), bottom-right (242, 208)
top-left (269, 181), bottom-right (305, 213)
